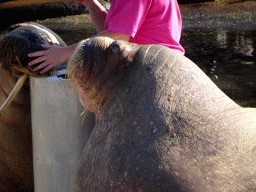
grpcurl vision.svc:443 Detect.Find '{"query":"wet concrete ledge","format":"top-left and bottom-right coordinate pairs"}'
top-left (0, 0), bottom-right (256, 31)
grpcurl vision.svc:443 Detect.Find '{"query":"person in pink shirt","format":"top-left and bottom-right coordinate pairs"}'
top-left (105, 0), bottom-right (184, 54)
top-left (28, 0), bottom-right (184, 73)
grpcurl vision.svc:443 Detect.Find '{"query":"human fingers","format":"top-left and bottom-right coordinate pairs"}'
top-left (41, 44), bottom-right (53, 50)
top-left (32, 61), bottom-right (50, 72)
top-left (39, 64), bottom-right (55, 74)
top-left (28, 48), bottom-right (48, 58)
top-left (28, 44), bottom-right (52, 58)
top-left (28, 56), bottom-right (47, 66)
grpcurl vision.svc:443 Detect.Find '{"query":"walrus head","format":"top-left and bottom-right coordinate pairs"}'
top-left (0, 29), bottom-right (50, 77)
top-left (67, 37), bottom-right (141, 114)
top-left (0, 26), bottom-right (53, 115)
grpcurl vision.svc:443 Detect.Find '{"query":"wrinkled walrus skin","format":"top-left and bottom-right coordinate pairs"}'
top-left (0, 22), bottom-right (66, 191)
top-left (75, 42), bottom-right (256, 191)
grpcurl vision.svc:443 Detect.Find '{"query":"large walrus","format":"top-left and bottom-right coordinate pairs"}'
top-left (0, 22), bottom-right (66, 191)
top-left (68, 37), bottom-right (256, 192)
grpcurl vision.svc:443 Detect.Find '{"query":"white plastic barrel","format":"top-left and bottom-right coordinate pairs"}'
top-left (30, 75), bottom-right (95, 192)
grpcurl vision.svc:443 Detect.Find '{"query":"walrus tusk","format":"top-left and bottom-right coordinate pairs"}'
top-left (0, 74), bottom-right (28, 116)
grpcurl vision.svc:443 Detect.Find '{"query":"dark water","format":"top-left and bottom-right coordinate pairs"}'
top-left (1, 27), bottom-right (255, 107)
top-left (180, 28), bottom-right (256, 107)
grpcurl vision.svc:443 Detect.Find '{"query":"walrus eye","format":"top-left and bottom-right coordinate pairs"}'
top-left (108, 43), bottom-right (122, 59)
top-left (112, 44), bottom-right (119, 54)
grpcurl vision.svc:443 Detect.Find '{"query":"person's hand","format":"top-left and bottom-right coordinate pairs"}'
top-left (28, 44), bottom-right (68, 74)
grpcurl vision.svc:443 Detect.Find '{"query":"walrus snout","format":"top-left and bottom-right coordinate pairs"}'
top-left (0, 23), bottom-right (67, 116)
top-left (0, 30), bottom-right (46, 115)
top-left (0, 30), bottom-right (51, 77)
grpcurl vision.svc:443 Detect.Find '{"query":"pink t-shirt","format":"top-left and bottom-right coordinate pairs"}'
top-left (104, 0), bottom-right (185, 55)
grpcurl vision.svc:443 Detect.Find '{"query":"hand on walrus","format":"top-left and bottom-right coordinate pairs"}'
top-left (28, 44), bottom-right (69, 74)
top-left (0, 22), bottom-right (67, 115)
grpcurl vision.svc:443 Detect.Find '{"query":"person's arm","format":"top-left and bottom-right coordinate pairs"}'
top-left (94, 30), bottom-right (131, 41)
top-left (28, 43), bottom-right (78, 74)
top-left (77, 0), bottom-right (108, 32)
top-left (28, 31), bottom-right (130, 74)
top-left (28, 0), bottom-right (131, 74)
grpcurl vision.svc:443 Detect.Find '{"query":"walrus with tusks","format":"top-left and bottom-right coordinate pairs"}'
top-left (0, 22), bottom-right (66, 191)
top-left (68, 37), bottom-right (256, 191)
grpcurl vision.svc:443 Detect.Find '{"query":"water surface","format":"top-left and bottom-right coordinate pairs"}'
top-left (181, 28), bottom-right (256, 107)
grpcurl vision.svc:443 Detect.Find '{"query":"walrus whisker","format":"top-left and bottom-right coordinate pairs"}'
top-left (11, 56), bottom-right (40, 77)
top-left (0, 73), bottom-right (28, 116)
top-left (0, 33), bottom-right (52, 77)
top-left (80, 109), bottom-right (88, 125)
top-left (80, 109), bottom-right (88, 126)
top-left (80, 108), bottom-right (87, 116)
